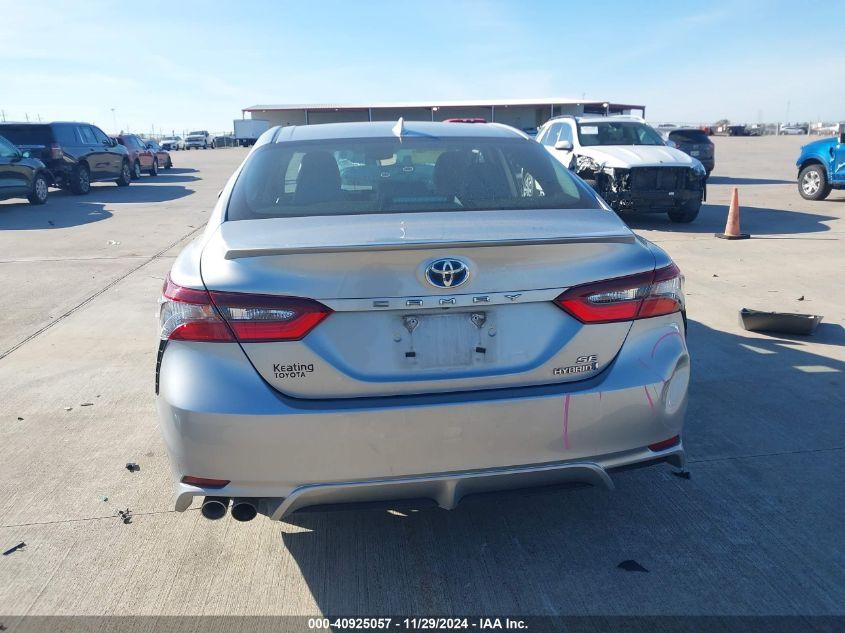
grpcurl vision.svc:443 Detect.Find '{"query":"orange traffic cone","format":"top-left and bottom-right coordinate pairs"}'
top-left (715, 187), bottom-right (750, 240)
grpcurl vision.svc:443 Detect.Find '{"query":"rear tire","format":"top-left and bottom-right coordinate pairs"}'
top-left (798, 164), bottom-right (831, 200)
top-left (668, 198), bottom-right (701, 223)
top-left (149, 159), bottom-right (158, 176)
top-left (116, 160), bottom-right (131, 186)
top-left (131, 160), bottom-right (142, 180)
top-left (69, 163), bottom-right (91, 195)
top-left (28, 173), bottom-right (49, 205)
top-left (165, 158), bottom-right (172, 169)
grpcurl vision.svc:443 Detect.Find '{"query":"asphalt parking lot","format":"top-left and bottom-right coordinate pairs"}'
top-left (0, 137), bottom-right (842, 620)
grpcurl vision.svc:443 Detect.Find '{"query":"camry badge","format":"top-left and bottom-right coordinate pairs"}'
top-left (425, 258), bottom-right (469, 289)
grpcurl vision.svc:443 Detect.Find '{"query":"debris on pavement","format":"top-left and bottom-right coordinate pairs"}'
top-left (63, 407), bottom-right (72, 411)
top-left (797, 295), bottom-right (805, 301)
top-left (107, 240), bottom-right (121, 246)
top-left (617, 559), bottom-right (649, 573)
top-left (117, 508), bottom-right (133, 524)
top-left (2, 542), bottom-right (26, 556)
top-left (17, 417), bottom-right (23, 421)
top-left (740, 308), bottom-right (823, 335)
top-left (80, 402), bottom-right (93, 407)
top-left (125, 462), bottom-right (140, 472)
top-left (672, 470), bottom-right (692, 480)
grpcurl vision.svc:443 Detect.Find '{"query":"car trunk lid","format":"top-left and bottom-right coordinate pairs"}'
top-left (200, 209), bottom-right (656, 398)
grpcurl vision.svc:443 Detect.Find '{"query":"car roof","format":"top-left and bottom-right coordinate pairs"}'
top-left (0, 121), bottom-right (93, 126)
top-left (273, 120), bottom-right (526, 142)
top-left (543, 115), bottom-right (646, 126)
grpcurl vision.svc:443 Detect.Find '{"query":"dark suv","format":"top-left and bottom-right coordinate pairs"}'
top-left (0, 122), bottom-right (132, 194)
top-left (0, 135), bottom-right (51, 205)
top-left (661, 128), bottom-right (715, 175)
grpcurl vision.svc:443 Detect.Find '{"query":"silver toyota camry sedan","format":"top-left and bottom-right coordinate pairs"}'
top-left (156, 120), bottom-right (689, 523)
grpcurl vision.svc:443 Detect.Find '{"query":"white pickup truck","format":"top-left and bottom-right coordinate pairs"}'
top-left (184, 130), bottom-right (214, 150)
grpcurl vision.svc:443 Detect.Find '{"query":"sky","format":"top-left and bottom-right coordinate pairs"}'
top-left (1, 0), bottom-right (843, 134)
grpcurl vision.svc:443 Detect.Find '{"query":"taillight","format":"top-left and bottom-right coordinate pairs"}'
top-left (159, 277), bottom-right (233, 342)
top-left (50, 143), bottom-right (62, 160)
top-left (158, 276), bottom-right (331, 343)
top-left (208, 291), bottom-right (331, 342)
top-left (555, 264), bottom-right (683, 324)
top-left (638, 264), bottom-right (684, 318)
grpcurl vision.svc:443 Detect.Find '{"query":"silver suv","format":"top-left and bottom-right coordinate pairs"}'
top-left (156, 120), bottom-right (689, 523)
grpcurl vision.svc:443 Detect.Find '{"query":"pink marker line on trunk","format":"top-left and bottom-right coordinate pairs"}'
top-left (651, 331), bottom-right (685, 358)
top-left (563, 395), bottom-right (571, 449)
top-left (643, 385), bottom-right (655, 410)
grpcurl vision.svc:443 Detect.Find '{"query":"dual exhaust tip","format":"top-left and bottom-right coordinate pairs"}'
top-left (200, 497), bottom-right (258, 522)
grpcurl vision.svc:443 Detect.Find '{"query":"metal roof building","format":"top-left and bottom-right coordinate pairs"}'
top-left (241, 98), bottom-right (645, 131)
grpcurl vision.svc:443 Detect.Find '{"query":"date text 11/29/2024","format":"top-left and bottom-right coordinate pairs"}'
top-left (307, 617), bottom-right (528, 630)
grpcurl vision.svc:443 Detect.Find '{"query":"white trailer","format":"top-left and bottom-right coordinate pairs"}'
top-left (234, 119), bottom-right (270, 146)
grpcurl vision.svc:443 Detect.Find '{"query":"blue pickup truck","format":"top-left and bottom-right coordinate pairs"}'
top-left (796, 123), bottom-right (845, 200)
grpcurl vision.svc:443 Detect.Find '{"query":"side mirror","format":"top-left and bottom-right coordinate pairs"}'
top-left (554, 140), bottom-right (573, 151)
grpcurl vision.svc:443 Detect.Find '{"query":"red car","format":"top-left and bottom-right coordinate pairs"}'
top-left (113, 134), bottom-right (157, 178)
top-left (145, 139), bottom-right (173, 170)
top-left (443, 117), bottom-right (487, 124)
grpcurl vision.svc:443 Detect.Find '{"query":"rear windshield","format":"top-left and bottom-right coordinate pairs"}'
top-left (577, 122), bottom-right (664, 146)
top-left (0, 125), bottom-right (53, 146)
top-left (227, 136), bottom-right (602, 220)
top-left (668, 130), bottom-right (710, 144)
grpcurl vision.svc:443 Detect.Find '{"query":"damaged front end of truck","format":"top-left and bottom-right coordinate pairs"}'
top-left (572, 155), bottom-right (706, 214)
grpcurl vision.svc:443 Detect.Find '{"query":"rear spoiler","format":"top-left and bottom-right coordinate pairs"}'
top-left (223, 234), bottom-right (636, 260)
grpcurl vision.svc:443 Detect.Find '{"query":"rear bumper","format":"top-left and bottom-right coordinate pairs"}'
top-left (156, 314), bottom-right (690, 519)
top-left (45, 163), bottom-right (71, 186)
top-left (256, 447), bottom-right (683, 520)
